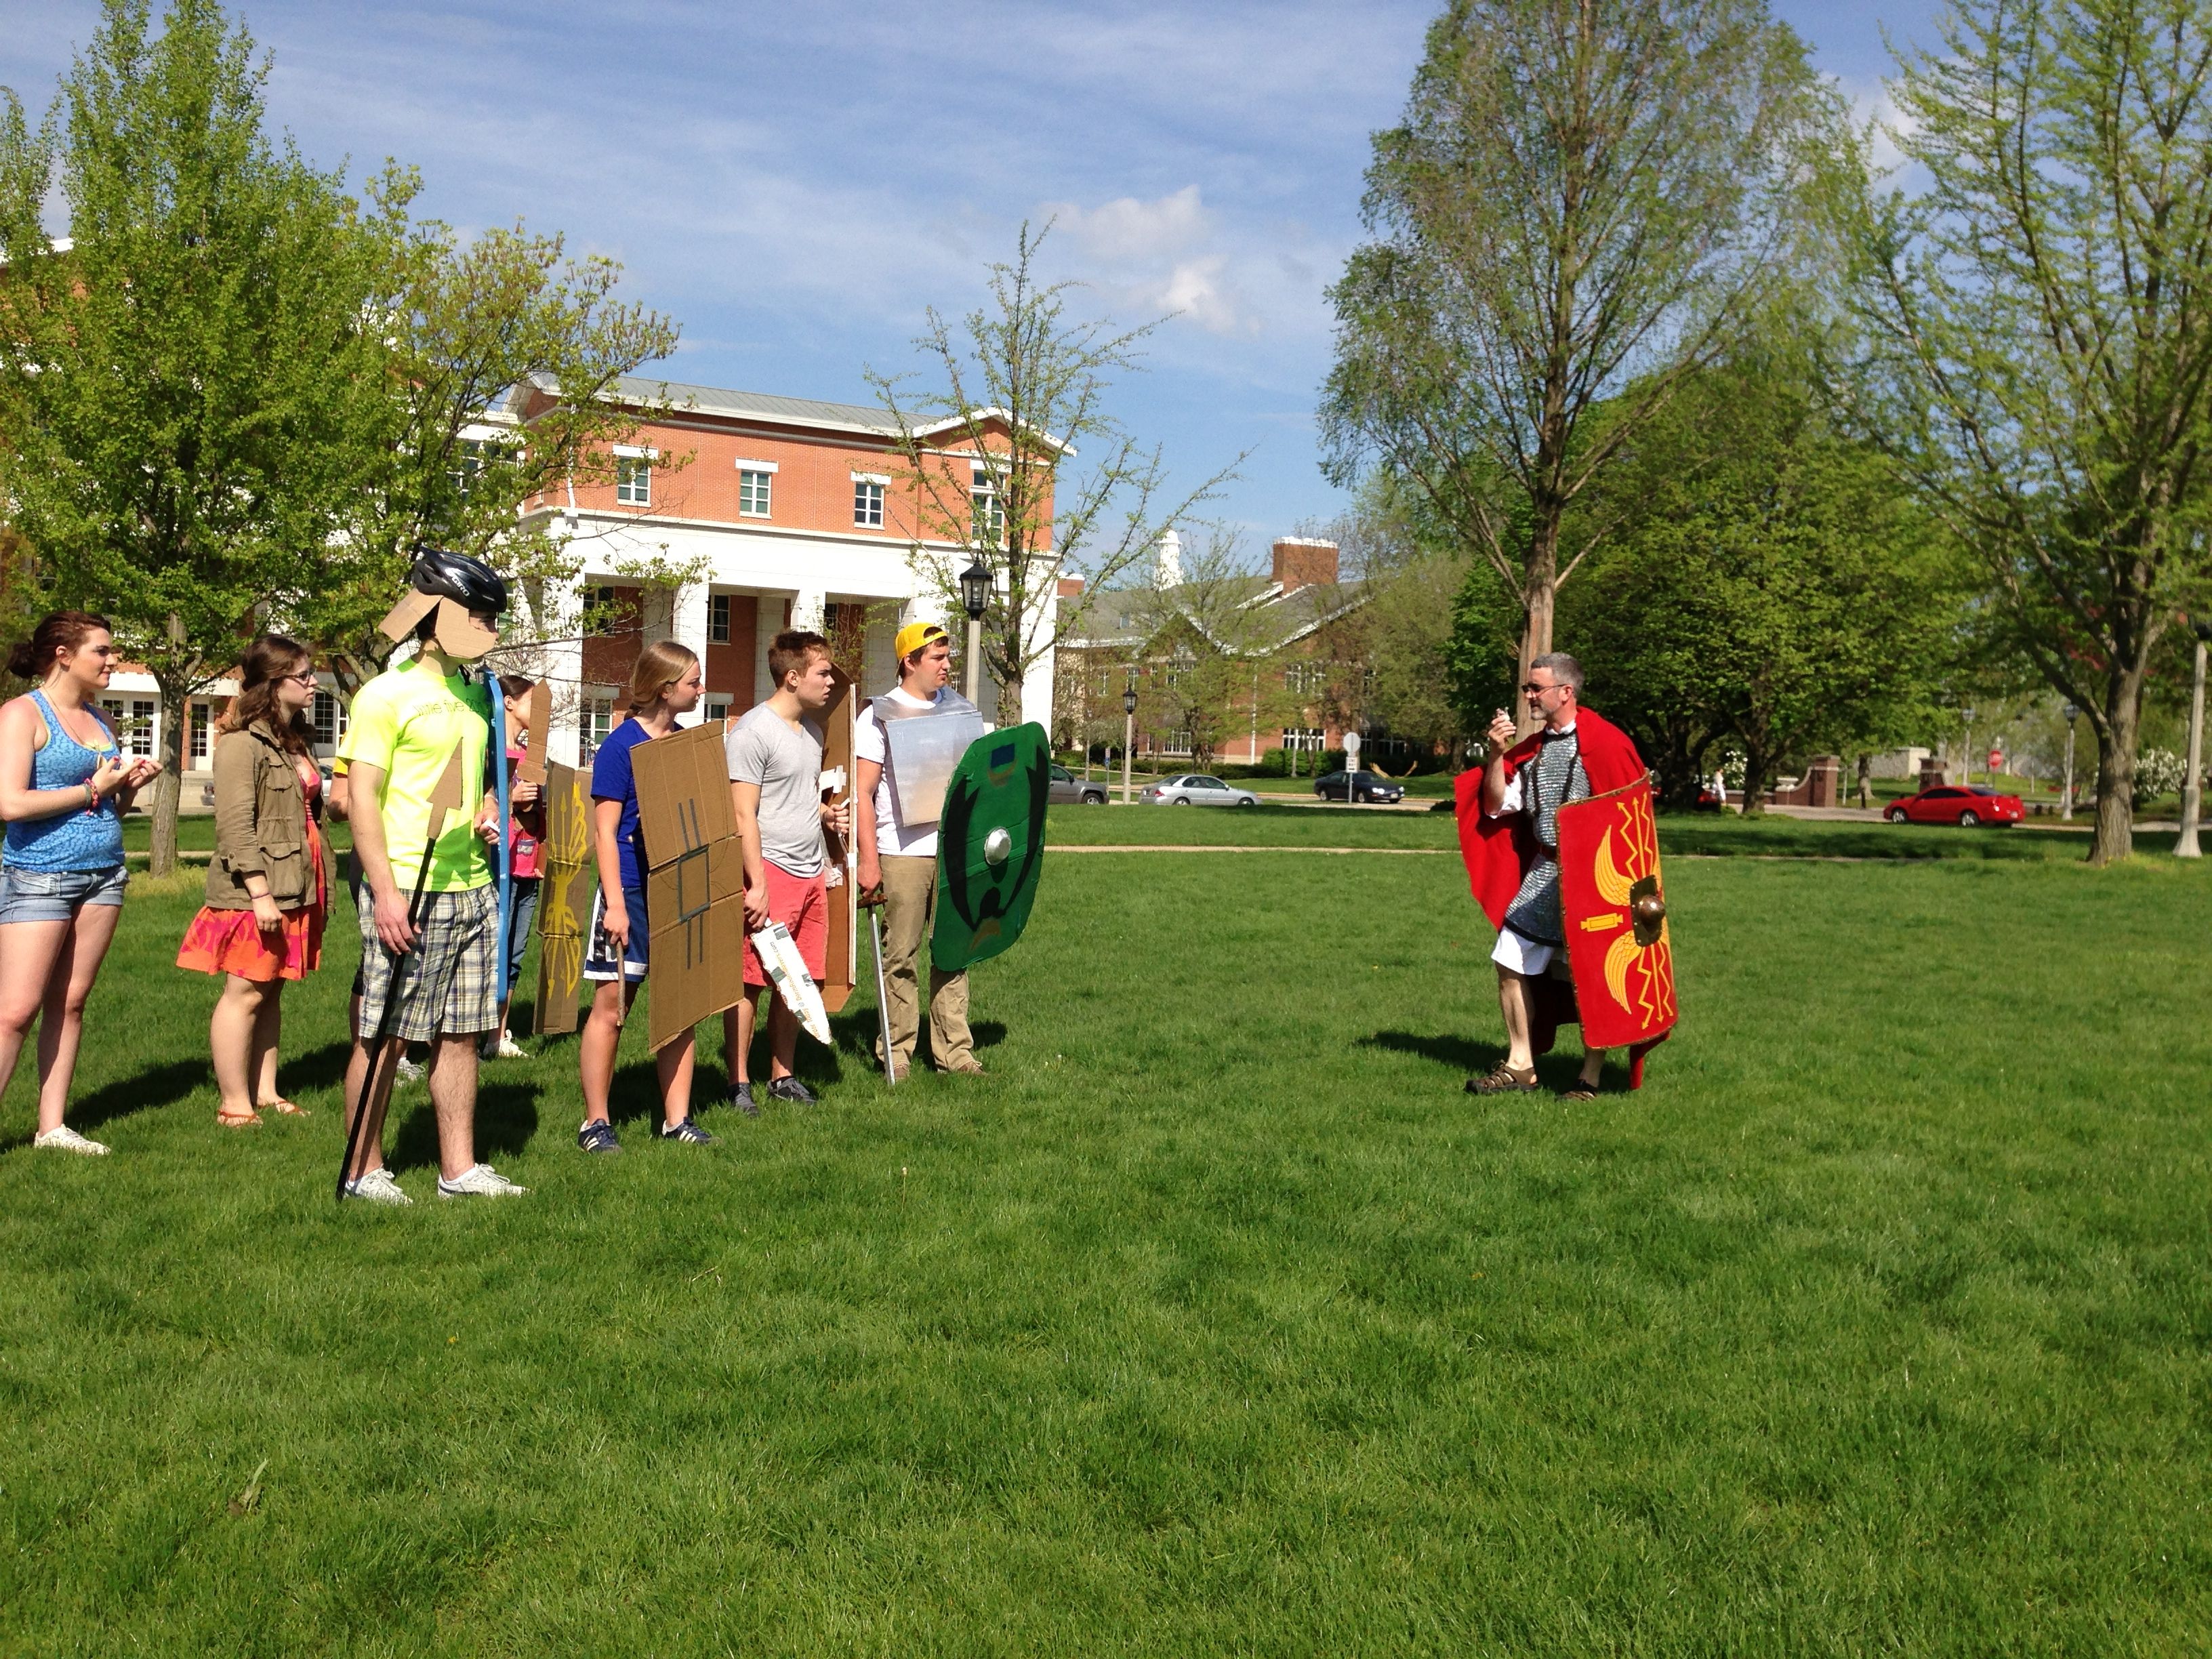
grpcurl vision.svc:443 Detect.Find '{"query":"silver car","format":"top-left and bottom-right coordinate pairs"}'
top-left (1137, 773), bottom-right (1261, 807)
top-left (1048, 764), bottom-right (1107, 805)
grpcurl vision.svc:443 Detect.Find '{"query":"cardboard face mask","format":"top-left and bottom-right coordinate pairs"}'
top-left (377, 590), bottom-right (499, 661)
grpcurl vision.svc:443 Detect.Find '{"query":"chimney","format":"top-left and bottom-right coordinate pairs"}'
top-left (1154, 527), bottom-right (1183, 590)
top-left (1272, 536), bottom-right (1339, 592)
top-left (1056, 575), bottom-right (1084, 599)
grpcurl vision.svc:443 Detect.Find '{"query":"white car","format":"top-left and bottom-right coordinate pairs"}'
top-left (1137, 773), bottom-right (1261, 807)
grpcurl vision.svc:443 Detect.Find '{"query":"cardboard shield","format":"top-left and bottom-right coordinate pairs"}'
top-left (882, 699), bottom-right (985, 826)
top-left (931, 722), bottom-right (1050, 972)
top-left (533, 760), bottom-right (591, 1036)
top-left (1556, 779), bottom-right (1679, 1052)
top-left (632, 722), bottom-right (749, 1051)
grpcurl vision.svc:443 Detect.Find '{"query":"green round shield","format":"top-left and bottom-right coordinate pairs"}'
top-left (932, 722), bottom-right (1050, 972)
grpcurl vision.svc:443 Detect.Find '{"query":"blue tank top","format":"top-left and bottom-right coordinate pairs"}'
top-left (5, 690), bottom-right (125, 872)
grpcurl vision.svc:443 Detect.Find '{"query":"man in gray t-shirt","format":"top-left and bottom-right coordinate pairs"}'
top-left (724, 630), bottom-right (844, 1111)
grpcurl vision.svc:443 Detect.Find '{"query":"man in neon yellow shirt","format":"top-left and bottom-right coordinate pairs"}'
top-left (336, 550), bottom-right (529, 1204)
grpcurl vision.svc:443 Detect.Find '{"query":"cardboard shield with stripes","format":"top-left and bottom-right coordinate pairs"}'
top-left (632, 721), bottom-right (748, 1051)
top-left (533, 760), bottom-right (591, 1036)
top-left (1555, 779), bottom-right (1679, 1052)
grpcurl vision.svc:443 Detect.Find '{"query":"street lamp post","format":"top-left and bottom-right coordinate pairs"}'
top-left (1122, 678), bottom-right (1137, 805)
top-left (958, 558), bottom-right (991, 714)
top-left (2062, 703), bottom-right (2080, 821)
top-left (1960, 706), bottom-right (1975, 787)
top-left (2178, 618), bottom-right (2212, 857)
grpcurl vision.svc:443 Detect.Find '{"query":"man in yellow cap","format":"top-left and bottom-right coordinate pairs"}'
top-left (853, 619), bottom-right (983, 1075)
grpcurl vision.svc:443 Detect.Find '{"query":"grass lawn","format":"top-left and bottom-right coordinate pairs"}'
top-left (1, 823), bottom-right (2208, 1653)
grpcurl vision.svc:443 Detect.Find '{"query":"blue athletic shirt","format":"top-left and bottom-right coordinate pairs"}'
top-left (589, 717), bottom-right (654, 890)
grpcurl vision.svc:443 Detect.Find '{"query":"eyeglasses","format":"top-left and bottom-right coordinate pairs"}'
top-left (284, 671), bottom-right (318, 686)
top-left (1521, 680), bottom-right (1566, 695)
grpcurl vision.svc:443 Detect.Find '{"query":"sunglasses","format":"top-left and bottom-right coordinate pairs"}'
top-left (1521, 681), bottom-right (1566, 694)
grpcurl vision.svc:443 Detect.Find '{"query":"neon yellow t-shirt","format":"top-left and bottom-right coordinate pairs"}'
top-left (337, 654), bottom-right (491, 892)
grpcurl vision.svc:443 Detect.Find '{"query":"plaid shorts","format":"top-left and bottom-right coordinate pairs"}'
top-left (357, 883), bottom-right (499, 1046)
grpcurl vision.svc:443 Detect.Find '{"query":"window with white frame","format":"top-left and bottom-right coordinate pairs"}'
top-left (450, 437), bottom-right (491, 500)
top-left (189, 701), bottom-right (211, 765)
top-left (1160, 727), bottom-right (1193, 756)
top-left (853, 475), bottom-right (885, 529)
top-left (584, 584), bottom-right (627, 636)
top-left (707, 593), bottom-right (732, 643)
top-left (310, 690), bottom-right (344, 748)
top-left (101, 698), bottom-right (155, 758)
top-left (1283, 726), bottom-right (1326, 752)
top-left (702, 694), bottom-right (732, 726)
top-left (1286, 661), bottom-right (1328, 697)
top-left (582, 696), bottom-right (615, 763)
top-left (739, 468), bottom-right (773, 517)
top-left (970, 462), bottom-right (1002, 547)
top-left (615, 455), bottom-right (651, 507)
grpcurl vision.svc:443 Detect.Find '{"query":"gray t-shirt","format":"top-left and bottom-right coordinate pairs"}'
top-left (725, 703), bottom-right (826, 878)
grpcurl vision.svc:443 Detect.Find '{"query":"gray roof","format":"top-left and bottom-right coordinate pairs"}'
top-left (1067, 576), bottom-right (1369, 654)
top-left (607, 375), bottom-right (903, 436)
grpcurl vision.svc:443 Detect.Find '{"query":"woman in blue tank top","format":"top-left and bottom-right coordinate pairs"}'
top-left (0, 612), bottom-right (161, 1155)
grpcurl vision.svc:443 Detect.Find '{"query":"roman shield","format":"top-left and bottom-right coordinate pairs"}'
top-left (1555, 779), bottom-right (1679, 1052)
top-left (931, 722), bottom-right (1050, 972)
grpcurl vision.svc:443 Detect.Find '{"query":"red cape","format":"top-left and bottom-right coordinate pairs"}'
top-left (1455, 707), bottom-right (1648, 928)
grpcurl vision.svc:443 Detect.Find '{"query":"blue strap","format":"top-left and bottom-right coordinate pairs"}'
top-left (489, 672), bottom-right (514, 1004)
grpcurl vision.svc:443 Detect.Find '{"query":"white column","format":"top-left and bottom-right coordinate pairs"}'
top-left (548, 630), bottom-right (584, 768)
top-left (753, 593), bottom-right (788, 707)
top-left (668, 579), bottom-right (708, 715)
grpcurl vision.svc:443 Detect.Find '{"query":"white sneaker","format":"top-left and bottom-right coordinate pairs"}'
top-left (495, 1036), bottom-right (527, 1061)
top-left (342, 1167), bottom-right (411, 1206)
top-left (394, 1057), bottom-right (425, 1086)
top-left (437, 1163), bottom-right (528, 1200)
top-left (33, 1124), bottom-right (109, 1157)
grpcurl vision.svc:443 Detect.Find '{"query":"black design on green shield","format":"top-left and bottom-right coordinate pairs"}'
top-left (933, 723), bottom-right (1050, 972)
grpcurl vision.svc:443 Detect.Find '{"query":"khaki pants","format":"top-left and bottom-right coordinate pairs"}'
top-left (876, 853), bottom-right (972, 1073)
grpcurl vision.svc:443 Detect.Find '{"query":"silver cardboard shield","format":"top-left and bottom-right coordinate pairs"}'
top-left (884, 708), bottom-right (987, 825)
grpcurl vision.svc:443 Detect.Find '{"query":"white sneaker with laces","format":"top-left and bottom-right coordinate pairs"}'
top-left (394, 1057), bottom-right (425, 1086)
top-left (437, 1163), bottom-right (528, 1200)
top-left (495, 1036), bottom-right (527, 1061)
top-left (342, 1167), bottom-right (411, 1206)
top-left (33, 1124), bottom-right (109, 1156)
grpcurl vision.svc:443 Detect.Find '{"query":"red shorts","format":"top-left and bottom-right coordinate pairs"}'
top-left (742, 861), bottom-right (827, 988)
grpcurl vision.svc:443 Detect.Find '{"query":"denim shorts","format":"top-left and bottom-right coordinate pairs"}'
top-left (0, 863), bottom-right (127, 924)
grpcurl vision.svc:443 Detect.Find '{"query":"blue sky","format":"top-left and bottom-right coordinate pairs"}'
top-left (2, 0), bottom-right (1944, 556)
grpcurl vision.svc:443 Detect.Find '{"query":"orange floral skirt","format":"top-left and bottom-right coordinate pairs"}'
top-left (177, 819), bottom-right (327, 983)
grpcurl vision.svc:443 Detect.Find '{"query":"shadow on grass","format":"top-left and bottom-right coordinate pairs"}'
top-left (1361, 1029), bottom-right (1499, 1076)
top-left (389, 1080), bottom-right (539, 1173)
top-left (72, 1057), bottom-right (210, 1133)
top-left (278, 1040), bottom-right (353, 1097)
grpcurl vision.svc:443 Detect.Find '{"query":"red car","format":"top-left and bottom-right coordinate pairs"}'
top-left (1885, 784), bottom-right (2024, 826)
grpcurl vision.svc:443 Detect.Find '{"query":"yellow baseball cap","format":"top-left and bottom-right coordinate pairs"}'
top-left (895, 621), bottom-right (949, 659)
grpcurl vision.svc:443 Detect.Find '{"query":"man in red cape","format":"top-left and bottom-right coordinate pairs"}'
top-left (1454, 653), bottom-right (1647, 1098)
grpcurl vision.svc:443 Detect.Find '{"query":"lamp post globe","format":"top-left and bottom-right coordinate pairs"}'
top-left (1120, 676), bottom-right (1138, 805)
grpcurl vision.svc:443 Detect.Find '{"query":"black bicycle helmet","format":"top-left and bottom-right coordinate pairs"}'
top-left (408, 546), bottom-right (508, 615)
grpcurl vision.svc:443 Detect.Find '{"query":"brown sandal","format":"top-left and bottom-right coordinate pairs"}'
top-left (216, 1107), bottom-right (262, 1129)
top-left (1466, 1063), bottom-right (1538, 1094)
top-left (1561, 1081), bottom-right (1601, 1102)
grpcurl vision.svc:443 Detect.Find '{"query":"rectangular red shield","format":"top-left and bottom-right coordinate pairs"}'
top-left (1555, 779), bottom-right (1679, 1051)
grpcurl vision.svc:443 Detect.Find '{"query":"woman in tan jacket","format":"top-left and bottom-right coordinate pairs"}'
top-left (176, 635), bottom-right (330, 1127)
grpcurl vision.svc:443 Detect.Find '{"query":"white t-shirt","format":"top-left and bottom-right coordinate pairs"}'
top-left (855, 687), bottom-right (955, 858)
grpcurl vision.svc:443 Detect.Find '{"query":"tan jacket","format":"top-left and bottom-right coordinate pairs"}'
top-left (204, 722), bottom-right (325, 911)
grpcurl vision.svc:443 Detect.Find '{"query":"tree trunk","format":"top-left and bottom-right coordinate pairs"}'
top-left (1856, 752), bottom-right (1872, 810)
top-left (1739, 741), bottom-right (1770, 817)
top-left (149, 682), bottom-right (189, 878)
top-left (2089, 661), bottom-right (2145, 865)
top-left (1516, 573), bottom-right (1557, 736)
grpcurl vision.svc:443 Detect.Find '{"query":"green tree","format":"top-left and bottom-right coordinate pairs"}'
top-left (304, 170), bottom-right (689, 702)
top-left (0, 0), bottom-right (390, 874)
top-left (869, 223), bottom-right (1235, 727)
top-left (1128, 529), bottom-right (1307, 773)
top-left (1567, 335), bottom-right (1963, 808)
top-left (1843, 0), bottom-right (2212, 862)
top-left (1322, 0), bottom-right (1831, 702)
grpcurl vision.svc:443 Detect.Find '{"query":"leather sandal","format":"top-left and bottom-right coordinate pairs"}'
top-left (1466, 1063), bottom-right (1538, 1094)
top-left (1561, 1081), bottom-right (1601, 1102)
top-left (216, 1107), bottom-right (263, 1129)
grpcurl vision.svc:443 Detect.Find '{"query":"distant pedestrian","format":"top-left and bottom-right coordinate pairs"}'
top-left (724, 630), bottom-right (846, 1113)
top-left (481, 672), bottom-right (544, 1061)
top-left (0, 611), bottom-right (161, 1155)
top-left (575, 641), bottom-right (712, 1152)
top-left (176, 635), bottom-right (330, 1127)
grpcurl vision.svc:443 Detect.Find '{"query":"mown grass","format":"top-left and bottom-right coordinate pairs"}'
top-left (1, 831), bottom-right (2208, 1654)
